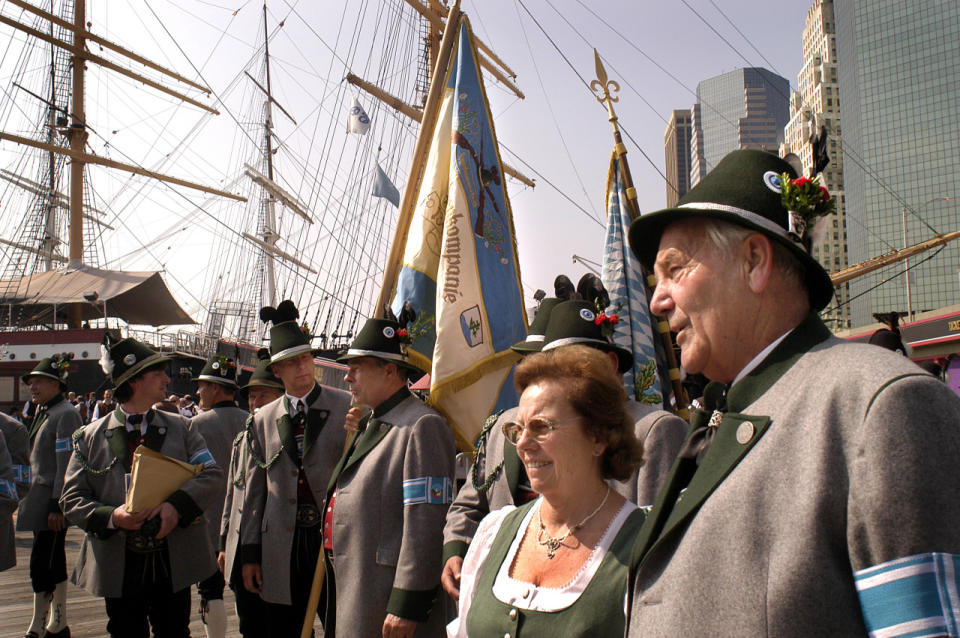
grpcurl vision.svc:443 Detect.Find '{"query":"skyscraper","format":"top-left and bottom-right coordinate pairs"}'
top-left (782, 0), bottom-right (850, 330)
top-left (836, 0), bottom-right (960, 327)
top-left (689, 68), bottom-right (790, 187)
top-left (664, 110), bottom-right (692, 208)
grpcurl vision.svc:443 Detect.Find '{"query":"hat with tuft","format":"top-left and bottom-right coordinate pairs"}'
top-left (628, 148), bottom-right (834, 311)
top-left (540, 300), bottom-right (633, 373)
top-left (193, 354), bottom-right (239, 389)
top-left (22, 352), bottom-right (74, 389)
top-left (260, 300), bottom-right (317, 364)
top-left (100, 338), bottom-right (171, 390)
top-left (337, 317), bottom-right (422, 372)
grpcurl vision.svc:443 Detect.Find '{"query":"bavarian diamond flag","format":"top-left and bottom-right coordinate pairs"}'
top-left (601, 152), bottom-right (663, 407)
top-left (390, 17), bottom-right (527, 452)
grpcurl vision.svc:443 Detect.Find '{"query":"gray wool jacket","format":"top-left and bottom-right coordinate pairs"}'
top-left (627, 315), bottom-right (960, 637)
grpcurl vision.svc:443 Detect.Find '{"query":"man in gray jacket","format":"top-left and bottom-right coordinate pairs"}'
top-left (624, 149), bottom-right (960, 636)
top-left (18, 354), bottom-right (81, 638)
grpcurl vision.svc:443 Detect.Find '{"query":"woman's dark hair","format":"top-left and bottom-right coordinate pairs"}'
top-left (514, 345), bottom-right (643, 480)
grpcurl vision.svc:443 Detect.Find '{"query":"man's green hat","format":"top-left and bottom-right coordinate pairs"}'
top-left (511, 297), bottom-right (561, 353)
top-left (540, 300), bottom-right (633, 373)
top-left (242, 349), bottom-right (284, 390)
top-left (99, 338), bottom-right (171, 390)
top-left (337, 317), bottom-right (422, 372)
top-left (260, 300), bottom-right (317, 364)
top-left (628, 148), bottom-right (834, 311)
top-left (193, 354), bottom-right (239, 389)
top-left (21, 352), bottom-right (73, 389)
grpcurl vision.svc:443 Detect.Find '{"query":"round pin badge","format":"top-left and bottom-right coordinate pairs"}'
top-left (158, 427), bottom-right (167, 435)
top-left (762, 171), bottom-right (783, 194)
top-left (383, 327), bottom-right (395, 338)
top-left (579, 308), bottom-right (595, 322)
top-left (123, 353), bottom-right (137, 366)
top-left (212, 362), bottom-right (220, 370)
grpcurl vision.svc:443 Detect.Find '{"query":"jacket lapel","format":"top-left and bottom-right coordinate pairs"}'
top-left (339, 417), bottom-right (392, 477)
top-left (105, 413), bottom-right (131, 473)
top-left (327, 414), bottom-right (370, 493)
top-left (143, 411), bottom-right (168, 452)
top-left (277, 412), bottom-right (299, 465)
top-left (302, 406), bottom-right (330, 458)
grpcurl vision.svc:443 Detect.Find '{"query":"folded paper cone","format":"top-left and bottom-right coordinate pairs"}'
top-left (125, 445), bottom-right (203, 513)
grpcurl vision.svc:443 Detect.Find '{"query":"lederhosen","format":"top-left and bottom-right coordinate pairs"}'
top-left (27, 395), bottom-right (68, 594)
top-left (103, 410), bottom-right (190, 638)
top-left (466, 502), bottom-right (645, 637)
top-left (264, 386), bottom-right (328, 638)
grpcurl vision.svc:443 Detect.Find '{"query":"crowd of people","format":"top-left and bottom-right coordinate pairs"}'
top-left (1, 148), bottom-right (959, 637)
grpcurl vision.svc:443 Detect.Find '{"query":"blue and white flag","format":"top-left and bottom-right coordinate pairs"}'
top-left (389, 17), bottom-right (527, 450)
top-left (347, 95), bottom-right (371, 134)
top-left (601, 152), bottom-right (663, 407)
top-left (372, 161), bottom-right (401, 207)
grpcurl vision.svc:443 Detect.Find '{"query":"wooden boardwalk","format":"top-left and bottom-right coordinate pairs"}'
top-left (0, 528), bottom-right (249, 637)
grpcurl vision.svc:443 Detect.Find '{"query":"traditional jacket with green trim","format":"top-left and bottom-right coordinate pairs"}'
top-left (324, 387), bottom-right (456, 637)
top-left (626, 314), bottom-right (960, 636)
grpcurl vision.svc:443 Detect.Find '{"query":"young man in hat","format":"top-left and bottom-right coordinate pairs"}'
top-left (218, 352), bottom-right (283, 638)
top-left (322, 317), bottom-right (455, 638)
top-left (189, 355), bottom-right (248, 638)
top-left (60, 338), bottom-right (223, 638)
top-left (18, 354), bottom-right (81, 638)
top-left (624, 149), bottom-right (960, 636)
top-left (441, 297), bottom-right (687, 600)
top-left (240, 301), bottom-right (351, 637)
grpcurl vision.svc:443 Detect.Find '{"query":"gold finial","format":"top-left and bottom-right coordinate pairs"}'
top-left (590, 49), bottom-right (619, 105)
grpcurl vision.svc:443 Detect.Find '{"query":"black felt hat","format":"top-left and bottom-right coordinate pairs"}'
top-left (628, 149), bottom-right (834, 311)
top-left (260, 300), bottom-right (317, 364)
top-left (242, 349), bottom-right (284, 390)
top-left (22, 353), bottom-right (73, 390)
top-left (337, 318), bottom-right (422, 372)
top-left (99, 338), bottom-right (171, 390)
top-left (540, 300), bottom-right (633, 374)
top-left (511, 297), bottom-right (562, 353)
top-left (193, 354), bottom-right (239, 389)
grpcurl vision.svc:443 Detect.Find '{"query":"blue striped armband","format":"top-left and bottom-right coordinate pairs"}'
top-left (55, 436), bottom-right (72, 453)
top-left (402, 477), bottom-right (453, 506)
top-left (0, 478), bottom-right (16, 501)
top-left (854, 552), bottom-right (960, 637)
top-left (13, 464), bottom-right (30, 484)
top-left (189, 448), bottom-right (216, 468)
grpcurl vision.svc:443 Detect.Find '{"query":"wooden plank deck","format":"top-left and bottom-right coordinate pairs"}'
top-left (0, 528), bottom-right (250, 637)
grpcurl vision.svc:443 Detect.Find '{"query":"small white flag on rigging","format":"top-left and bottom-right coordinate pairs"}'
top-left (372, 162), bottom-right (401, 207)
top-left (347, 95), bottom-right (371, 134)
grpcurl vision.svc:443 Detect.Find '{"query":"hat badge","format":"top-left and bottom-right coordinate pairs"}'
top-left (123, 353), bottom-right (137, 366)
top-left (763, 171), bottom-right (783, 193)
top-left (579, 308), bottom-right (595, 322)
top-left (383, 326), bottom-right (395, 339)
top-left (212, 361), bottom-right (220, 370)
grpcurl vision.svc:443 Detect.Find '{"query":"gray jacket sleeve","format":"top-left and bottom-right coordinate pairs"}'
top-left (239, 419), bottom-right (266, 564)
top-left (635, 412), bottom-right (689, 507)
top-left (442, 433), bottom-right (493, 564)
top-left (52, 408), bottom-right (83, 513)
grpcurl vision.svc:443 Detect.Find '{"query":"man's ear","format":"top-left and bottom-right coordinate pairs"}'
top-left (741, 232), bottom-right (775, 294)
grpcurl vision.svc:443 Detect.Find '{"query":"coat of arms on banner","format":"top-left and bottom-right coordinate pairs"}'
top-left (460, 306), bottom-right (484, 348)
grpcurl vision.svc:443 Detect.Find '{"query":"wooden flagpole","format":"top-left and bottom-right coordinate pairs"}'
top-left (374, 0), bottom-right (462, 318)
top-left (590, 50), bottom-right (690, 419)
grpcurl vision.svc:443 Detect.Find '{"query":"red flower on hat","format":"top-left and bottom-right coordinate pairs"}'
top-left (792, 176), bottom-right (812, 188)
top-left (396, 329), bottom-right (408, 339)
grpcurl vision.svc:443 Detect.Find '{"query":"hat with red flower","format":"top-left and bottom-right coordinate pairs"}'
top-left (628, 149), bottom-right (834, 311)
top-left (540, 300), bottom-right (633, 373)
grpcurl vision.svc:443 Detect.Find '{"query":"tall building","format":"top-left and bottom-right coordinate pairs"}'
top-left (689, 68), bottom-right (790, 187)
top-left (836, 1), bottom-right (960, 327)
top-left (782, 0), bottom-right (850, 330)
top-left (664, 109), bottom-right (692, 208)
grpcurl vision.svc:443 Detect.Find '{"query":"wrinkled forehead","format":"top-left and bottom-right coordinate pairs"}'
top-left (654, 219), bottom-right (714, 264)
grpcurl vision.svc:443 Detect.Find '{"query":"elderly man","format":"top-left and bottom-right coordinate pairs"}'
top-left (189, 355), bottom-right (248, 638)
top-left (18, 354), bottom-right (82, 638)
top-left (324, 317), bottom-right (455, 637)
top-left (241, 301), bottom-right (351, 637)
top-left (624, 149), bottom-right (960, 636)
top-left (61, 338), bottom-right (222, 637)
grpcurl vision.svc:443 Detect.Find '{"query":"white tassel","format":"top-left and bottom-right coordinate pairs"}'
top-left (99, 344), bottom-right (114, 376)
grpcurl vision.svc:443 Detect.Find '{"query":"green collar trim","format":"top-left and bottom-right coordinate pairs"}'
top-left (726, 313), bottom-right (831, 413)
top-left (283, 383), bottom-right (322, 413)
top-left (373, 386), bottom-right (412, 418)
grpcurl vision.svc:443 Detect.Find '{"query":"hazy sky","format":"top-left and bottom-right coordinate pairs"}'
top-left (0, 0), bottom-right (813, 321)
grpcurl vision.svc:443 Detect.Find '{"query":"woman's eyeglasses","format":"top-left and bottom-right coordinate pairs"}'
top-left (501, 417), bottom-right (579, 444)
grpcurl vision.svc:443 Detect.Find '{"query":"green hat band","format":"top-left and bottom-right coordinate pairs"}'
top-left (270, 343), bottom-right (313, 364)
top-left (542, 336), bottom-right (612, 351)
top-left (678, 202), bottom-right (792, 246)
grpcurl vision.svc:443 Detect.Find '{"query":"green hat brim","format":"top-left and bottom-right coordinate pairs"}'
top-left (336, 349), bottom-right (423, 373)
top-left (113, 353), bottom-right (172, 390)
top-left (628, 205), bottom-right (834, 311)
top-left (21, 370), bottom-right (63, 385)
top-left (193, 375), bottom-right (238, 389)
top-left (269, 343), bottom-right (323, 365)
top-left (510, 335), bottom-right (546, 354)
top-left (242, 378), bottom-right (284, 391)
top-left (541, 337), bottom-right (633, 374)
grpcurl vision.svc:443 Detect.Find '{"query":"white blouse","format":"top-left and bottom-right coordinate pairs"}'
top-left (447, 497), bottom-right (637, 637)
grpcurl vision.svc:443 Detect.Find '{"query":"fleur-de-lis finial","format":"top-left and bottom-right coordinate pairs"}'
top-left (590, 49), bottom-right (619, 105)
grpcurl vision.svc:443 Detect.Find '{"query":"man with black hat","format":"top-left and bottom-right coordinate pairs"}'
top-left (324, 317), bottom-right (455, 637)
top-left (18, 353), bottom-right (81, 638)
top-left (189, 355), bottom-right (248, 638)
top-left (218, 351), bottom-right (283, 638)
top-left (624, 149), bottom-right (960, 636)
top-left (60, 338), bottom-right (223, 638)
top-left (240, 300), bottom-right (351, 637)
top-left (441, 296), bottom-right (687, 601)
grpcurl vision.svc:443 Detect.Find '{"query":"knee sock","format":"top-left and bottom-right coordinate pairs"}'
top-left (45, 580), bottom-right (68, 632)
top-left (202, 598), bottom-right (227, 638)
top-left (27, 590), bottom-right (53, 635)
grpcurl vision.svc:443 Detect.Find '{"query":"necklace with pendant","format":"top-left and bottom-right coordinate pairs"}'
top-left (536, 484), bottom-right (611, 559)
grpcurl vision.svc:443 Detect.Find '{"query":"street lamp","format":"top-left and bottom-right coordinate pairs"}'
top-left (902, 196), bottom-right (951, 321)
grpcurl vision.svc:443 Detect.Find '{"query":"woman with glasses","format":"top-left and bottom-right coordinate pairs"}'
top-left (447, 345), bottom-right (646, 637)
